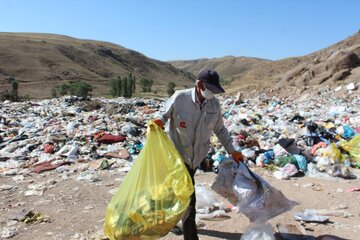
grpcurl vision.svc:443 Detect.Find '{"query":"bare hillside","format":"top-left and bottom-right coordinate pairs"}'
top-left (169, 56), bottom-right (268, 81)
top-left (0, 33), bottom-right (195, 98)
top-left (227, 32), bottom-right (360, 94)
top-left (169, 32), bottom-right (360, 96)
top-left (2, 32), bottom-right (360, 99)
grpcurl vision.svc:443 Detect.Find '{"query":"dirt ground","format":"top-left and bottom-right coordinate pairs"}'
top-left (1, 166), bottom-right (360, 240)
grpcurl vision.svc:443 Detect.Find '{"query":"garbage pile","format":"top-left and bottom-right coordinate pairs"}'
top-left (0, 92), bottom-right (359, 181)
top-left (0, 96), bottom-right (161, 177)
top-left (1, 92), bottom-right (359, 239)
top-left (208, 93), bottom-right (360, 180)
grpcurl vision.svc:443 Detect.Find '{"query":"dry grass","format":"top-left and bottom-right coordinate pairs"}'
top-left (169, 32), bottom-right (360, 97)
top-left (0, 32), bottom-right (195, 98)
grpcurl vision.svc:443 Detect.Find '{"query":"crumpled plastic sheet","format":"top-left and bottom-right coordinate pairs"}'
top-left (195, 185), bottom-right (225, 214)
top-left (212, 159), bottom-right (297, 222)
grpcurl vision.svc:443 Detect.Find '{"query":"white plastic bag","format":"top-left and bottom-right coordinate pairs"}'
top-left (240, 222), bottom-right (275, 240)
top-left (211, 160), bottom-right (238, 204)
top-left (195, 185), bottom-right (224, 214)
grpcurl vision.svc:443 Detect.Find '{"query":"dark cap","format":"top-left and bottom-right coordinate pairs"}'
top-left (197, 69), bottom-right (225, 94)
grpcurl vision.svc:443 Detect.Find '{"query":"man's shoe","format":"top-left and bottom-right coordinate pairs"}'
top-left (170, 226), bottom-right (183, 235)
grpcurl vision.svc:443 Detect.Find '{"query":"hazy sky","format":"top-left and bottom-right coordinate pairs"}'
top-left (1, 0), bottom-right (359, 61)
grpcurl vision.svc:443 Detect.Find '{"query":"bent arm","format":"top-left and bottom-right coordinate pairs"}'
top-left (213, 112), bottom-right (235, 153)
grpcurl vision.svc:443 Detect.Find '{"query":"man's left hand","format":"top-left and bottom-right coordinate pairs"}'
top-left (231, 151), bottom-right (244, 163)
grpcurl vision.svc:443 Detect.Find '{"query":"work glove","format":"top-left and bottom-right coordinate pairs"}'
top-left (231, 150), bottom-right (244, 163)
top-left (153, 119), bottom-right (165, 129)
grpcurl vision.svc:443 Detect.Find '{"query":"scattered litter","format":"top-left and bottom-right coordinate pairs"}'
top-left (0, 227), bottom-right (18, 238)
top-left (294, 210), bottom-right (330, 223)
top-left (11, 209), bottom-right (50, 224)
top-left (304, 209), bottom-right (353, 218)
top-left (347, 187), bottom-right (360, 192)
top-left (197, 209), bottom-right (230, 221)
top-left (195, 185), bottom-right (225, 214)
top-left (276, 223), bottom-right (308, 239)
top-left (240, 222), bottom-right (275, 240)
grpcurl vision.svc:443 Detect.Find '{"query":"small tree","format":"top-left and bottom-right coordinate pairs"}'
top-left (109, 75), bottom-right (135, 98)
top-left (110, 77), bottom-right (124, 97)
top-left (122, 77), bottom-right (128, 97)
top-left (0, 79), bottom-right (17, 101)
top-left (132, 74), bottom-right (136, 93)
top-left (140, 78), bottom-right (154, 92)
top-left (167, 81), bottom-right (176, 96)
top-left (116, 77), bottom-right (122, 97)
top-left (127, 76), bottom-right (133, 98)
top-left (109, 79), bottom-right (116, 97)
top-left (11, 80), bottom-right (19, 101)
top-left (0, 78), bottom-right (30, 102)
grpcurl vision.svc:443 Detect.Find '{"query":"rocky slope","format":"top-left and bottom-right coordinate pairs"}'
top-left (170, 32), bottom-right (360, 96)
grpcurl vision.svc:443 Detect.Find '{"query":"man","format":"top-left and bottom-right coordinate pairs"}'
top-left (153, 69), bottom-right (243, 240)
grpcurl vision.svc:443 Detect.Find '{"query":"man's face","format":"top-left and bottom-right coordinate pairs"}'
top-left (197, 81), bottom-right (216, 99)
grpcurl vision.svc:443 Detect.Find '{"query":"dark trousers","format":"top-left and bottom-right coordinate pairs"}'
top-left (182, 165), bottom-right (199, 240)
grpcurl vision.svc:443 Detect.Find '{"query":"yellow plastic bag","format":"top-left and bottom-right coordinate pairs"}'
top-left (340, 134), bottom-right (360, 163)
top-left (328, 143), bottom-right (342, 163)
top-left (104, 121), bottom-right (194, 240)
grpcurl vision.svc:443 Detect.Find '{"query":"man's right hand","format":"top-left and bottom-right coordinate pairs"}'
top-left (231, 151), bottom-right (244, 163)
top-left (153, 119), bottom-right (165, 128)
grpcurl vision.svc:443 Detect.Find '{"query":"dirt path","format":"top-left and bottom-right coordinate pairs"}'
top-left (1, 167), bottom-right (360, 240)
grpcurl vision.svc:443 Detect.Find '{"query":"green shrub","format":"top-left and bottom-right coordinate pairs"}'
top-left (59, 84), bottom-right (69, 96)
top-left (68, 81), bottom-right (93, 97)
top-left (57, 81), bottom-right (92, 97)
top-left (220, 76), bottom-right (229, 86)
top-left (51, 87), bottom-right (57, 98)
top-left (167, 81), bottom-right (176, 96)
top-left (140, 78), bottom-right (154, 92)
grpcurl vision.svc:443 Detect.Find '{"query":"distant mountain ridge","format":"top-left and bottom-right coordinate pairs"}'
top-left (0, 32), bottom-right (195, 98)
top-left (1, 32), bottom-right (360, 98)
top-left (169, 56), bottom-right (268, 82)
top-left (169, 32), bottom-right (360, 96)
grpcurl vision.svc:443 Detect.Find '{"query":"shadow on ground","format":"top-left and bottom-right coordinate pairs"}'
top-left (276, 234), bottom-right (350, 240)
top-left (198, 229), bottom-right (349, 240)
top-left (198, 229), bottom-right (242, 239)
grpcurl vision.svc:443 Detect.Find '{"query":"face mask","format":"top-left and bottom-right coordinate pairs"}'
top-left (200, 87), bottom-right (215, 99)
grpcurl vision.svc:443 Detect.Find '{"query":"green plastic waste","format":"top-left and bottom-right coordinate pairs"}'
top-left (274, 156), bottom-right (297, 167)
